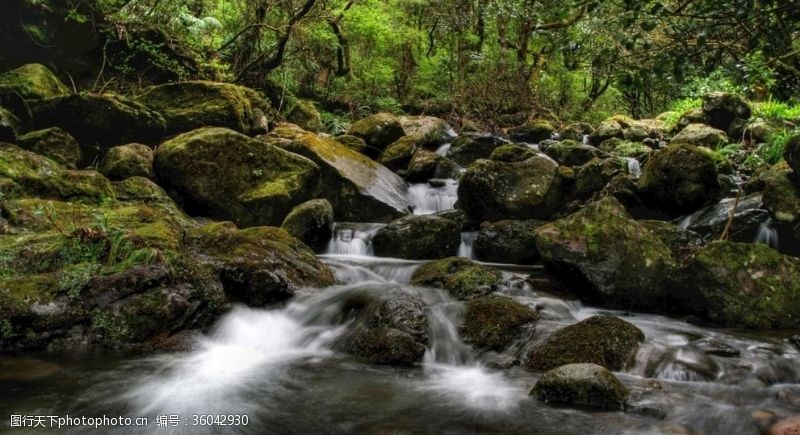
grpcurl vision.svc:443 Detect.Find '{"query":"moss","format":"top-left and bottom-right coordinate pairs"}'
top-left (280, 199), bottom-right (333, 250)
top-left (461, 295), bottom-right (537, 351)
top-left (639, 143), bottom-right (720, 214)
top-left (347, 112), bottom-right (404, 149)
top-left (532, 363), bottom-right (629, 411)
top-left (760, 169), bottom-right (800, 223)
top-left (528, 315), bottom-right (644, 370)
top-left (509, 119), bottom-right (555, 143)
top-left (0, 63), bottom-right (68, 101)
top-left (17, 127), bottom-right (81, 169)
top-left (99, 143), bottom-right (154, 181)
top-left (411, 257), bottom-right (502, 300)
top-left (379, 136), bottom-right (418, 171)
top-left (489, 144), bottom-right (536, 162)
top-left (285, 99), bottom-right (324, 133)
top-left (610, 140), bottom-right (651, 158)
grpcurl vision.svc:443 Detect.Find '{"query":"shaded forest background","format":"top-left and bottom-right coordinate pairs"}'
top-left (2, 0), bottom-right (798, 129)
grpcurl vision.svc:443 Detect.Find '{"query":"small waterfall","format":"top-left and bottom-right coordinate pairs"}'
top-left (435, 143), bottom-right (451, 156)
top-left (754, 218), bottom-right (779, 249)
top-left (423, 300), bottom-right (472, 365)
top-left (325, 223), bottom-right (384, 256)
top-left (408, 179), bottom-right (458, 215)
top-left (581, 134), bottom-right (590, 145)
top-left (678, 214), bottom-right (693, 230)
top-left (458, 231), bottom-right (477, 259)
top-left (626, 158), bottom-right (642, 178)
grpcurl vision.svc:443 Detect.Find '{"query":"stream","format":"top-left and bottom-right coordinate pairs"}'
top-left (2, 183), bottom-right (800, 435)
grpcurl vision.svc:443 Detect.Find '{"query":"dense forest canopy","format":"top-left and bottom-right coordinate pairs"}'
top-left (2, 0), bottom-right (797, 126)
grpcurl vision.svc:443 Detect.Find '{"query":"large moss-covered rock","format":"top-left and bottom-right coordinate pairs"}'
top-left (405, 149), bottom-right (459, 182)
top-left (399, 115), bottom-right (456, 147)
top-left (543, 140), bottom-right (603, 166)
top-left (347, 113), bottom-right (405, 152)
top-left (99, 143), bottom-right (154, 181)
top-left (32, 93), bottom-right (166, 147)
top-left (372, 215), bottom-right (460, 260)
top-left (191, 222), bottom-right (335, 306)
top-left (139, 81), bottom-right (272, 135)
top-left (558, 123), bottom-right (594, 142)
top-left (784, 134), bottom-right (800, 177)
top-left (639, 144), bottom-right (720, 214)
top-left (509, 119), bottom-right (555, 143)
top-left (0, 63), bottom-right (68, 102)
top-left (671, 123), bottom-right (728, 147)
top-left (474, 219), bottom-right (544, 264)
top-left (280, 199), bottom-right (334, 251)
top-left (447, 132), bottom-right (509, 166)
top-left (761, 170), bottom-right (800, 225)
top-left (285, 99), bottom-right (323, 133)
top-left (528, 315), bottom-right (644, 370)
top-left (411, 257), bottom-right (502, 300)
top-left (572, 157), bottom-right (626, 200)
top-left (263, 123), bottom-right (409, 222)
top-left (531, 363), bottom-right (629, 411)
top-left (589, 120), bottom-right (623, 145)
top-left (336, 286), bottom-right (428, 366)
top-left (461, 295), bottom-right (537, 351)
top-left (0, 107), bottom-right (20, 143)
top-left (674, 241), bottom-right (800, 329)
top-left (379, 136), bottom-right (418, 172)
top-left (702, 92), bottom-right (751, 132)
top-left (154, 127), bottom-right (320, 227)
top-left (640, 220), bottom-right (703, 256)
top-left (489, 144), bottom-right (537, 162)
top-left (16, 127), bottom-right (81, 169)
top-left (534, 197), bottom-right (676, 309)
top-left (458, 155), bottom-right (563, 222)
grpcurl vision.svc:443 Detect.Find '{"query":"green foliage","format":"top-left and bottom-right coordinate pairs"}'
top-left (661, 98), bottom-right (702, 130)
top-left (752, 100), bottom-right (800, 120)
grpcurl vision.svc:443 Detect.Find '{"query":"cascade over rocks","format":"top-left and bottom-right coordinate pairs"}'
top-left (532, 363), bottom-right (629, 411)
top-left (534, 197), bottom-right (676, 309)
top-left (447, 132), bottom-right (510, 166)
top-left (674, 241), bottom-right (800, 329)
top-left (154, 127), bottom-right (321, 227)
top-left (99, 143), bottom-right (154, 181)
top-left (263, 123), bottom-right (409, 222)
top-left (474, 219), bottom-right (545, 264)
top-left (16, 127), bottom-right (81, 169)
top-left (139, 81), bottom-right (273, 136)
top-left (527, 315), bottom-right (644, 371)
top-left (638, 144), bottom-right (720, 214)
top-left (457, 154), bottom-right (563, 222)
top-left (280, 199), bottom-right (334, 251)
top-left (411, 257), bottom-right (503, 301)
top-left (461, 295), bottom-right (538, 351)
top-left (372, 214), bottom-right (460, 260)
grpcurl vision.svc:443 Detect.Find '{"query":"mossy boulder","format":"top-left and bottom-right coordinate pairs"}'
top-left (674, 241), bottom-right (800, 329)
top-left (604, 140), bottom-right (651, 159)
top-left (509, 119), bottom-right (555, 143)
top-left (702, 92), bottom-right (751, 133)
top-left (263, 123), bottom-right (409, 222)
top-left (32, 93), bottom-right (166, 147)
top-left (405, 149), bottom-right (459, 182)
top-left (622, 124), bottom-right (650, 142)
top-left (457, 155), bottom-right (563, 222)
top-left (461, 295), bottom-right (537, 351)
top-left (410, 257), bottom-right (502, 300)
top-left (784, 134), bottom-right (800, 177)
top-left (543, 140), bottom-right (603, 166)
top-left (154, 127), bottom-right (321, 227)
top-left (671, 123), bottom-right (728, 148)
top-left (572, 157), bottom-right (626, 200)
top-left (191, 222), bottom-right (335, 306)
top-left (16, 127), bottom-right (81, 169)
top-left (372, 215), bottom-right (460, 260)
top-left (640, 220), bottom-right (703, 256)
top-left (488, 144), bottom-right (536, 162)
top-left (528, 315), bottom-right (644, 370)
top-left (0, 63), bottom-right (67, 102)
top-left (139, 81), bottom-right (272, 135)
top-left (379, 136), bottom-right (418, 172)
top-left (399, 115), bottom-right (456, 147)
top-left (347, 112), bottom-right (405, 152)
top-left (0, 107), bottom-right (20, 143)
top-left (334, 134), bottom-right (370, 155)
top-left (447, 132), bottom-right (509, 166)
top-left (760, 170), bottom-right (800, 225)
top-left (474, 219), bottom-right (545, 264)
top-left (534, 197), bottom-right (676, 309)
top-left (639, 144), bottom-right (720, 214)
top-left (531, 363), bottom-right (629, 411)
top-left (589, 120), bottom-right (623, 145)
top-left (280, 198), bottom-right (334, 251)
top-left (558, 123), bottom-right (594, 142)
top-left (285, 99), bottom-right (323, 133)
top-left (99, 143), bottom-right (154, 181)
top-left (336, 286), bottom-right (428, 366)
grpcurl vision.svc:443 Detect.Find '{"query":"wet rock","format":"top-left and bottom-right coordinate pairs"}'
top-left (264, 123), bottom-right (409, 222)
top-left (702, 92), bottom-right (751, 133)
top-left (639, 144), bottom-right (720, 215)
top-left (411, 257), bottom-right (502, 301)
top-left (337, 288), bottom-right (428, 366)
top-left (285, 99), bottom-right (323, 133)
top-left (191, 222), bottom-right (335, 306)
top-left (589, 120), bottom-right (623, 145)
top-left (528, 315), bottom-right (644, 371)
top-left (334, 134), bottom-right (370, 155)
top-left (572, 157), bottom-right (625, 200)
top-left (33, 93), bottom-right (166, 147)
top-left (488, 143), bottom-right (537, 162)
top-left (280, 199), bottom-right (334, 251)
top-left (461, 295), bottom-right (537, 351)
top-left (695, 338), bottom-right (740, 357)
top-left (139, 80), bottom-right (272, 135)
top-left (447, 132), bottom-right (509, 166)
top-left (789, 335), bottom-right (800, 351)
top-left (508, 119), bottom-right (555, 143)
top-left (99, 143), bottom-right (154, 181)
top-left (676, 193), bottom-right (769, 242)
top-left (379, 136), bottom-right (418, 172)
top-left (399, 115), bottom-right (456, 147)
top-left (373, 215), bottom-right (460, 260)
top-left (347, 112), bottom-right (405, 153)
top-left (674, 241), bottom-right (800, 329)
top-left (534, 197), bottom-right (676, 309)
top-left (671, 123), bottom-right (728, 147)
top-left (458, 155), bottom-right (563, 222)
top-left (474, 219), bottom-right (545, 264)
top-left (405, 149), bottom-right (459, 182)
top-left (155, 127), bottom-right (320, 227)
top-left (543, 140), bottom-right (603, 166)
top-left (531, 363), bottom-right (629, 411)
top-left (16, 127), bottom-right (81, 169)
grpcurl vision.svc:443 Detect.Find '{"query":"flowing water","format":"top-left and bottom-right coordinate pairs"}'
top-left (408, 180), bottom-right (459, 215)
